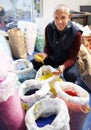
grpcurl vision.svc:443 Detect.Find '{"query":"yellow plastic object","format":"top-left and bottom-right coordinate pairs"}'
top-left (39, 69), bottom-right (63, 96)
top-left (40, 73), bottom-right (53, 80)
top-left (35, 54), bottom-right (43, 61)
top-left (39, 69), bottom-right (53, 80)
top-left (49, 76), bottom-right (63, 96)
top-left (34, 54), bottom-right (44, 64)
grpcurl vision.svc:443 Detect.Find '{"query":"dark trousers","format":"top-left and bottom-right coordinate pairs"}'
top-left (63, 62), bottom-right (80, 82)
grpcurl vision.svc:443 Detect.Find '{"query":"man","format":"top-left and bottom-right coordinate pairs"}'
top-left (32, 4), bottom-right (83, 83)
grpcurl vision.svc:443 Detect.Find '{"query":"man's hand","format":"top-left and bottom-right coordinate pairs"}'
top-left (58, 65), bottom-right (65, 73)
top-left (34, 53), bottom-right (47, 62)
top-left (52, 65), bottom-right (65, 75)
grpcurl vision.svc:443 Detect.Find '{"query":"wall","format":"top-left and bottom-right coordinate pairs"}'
top-left (0, 0), bottom-right (12, 10)
top-left (43, 0), bottom-right (91, 20)
top-left (0, 0), bottom-right (91, 13)
top-left (0, 0), bottom-right (91, 23)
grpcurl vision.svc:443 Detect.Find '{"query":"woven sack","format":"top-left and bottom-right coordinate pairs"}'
top-left (18, 79), bottom-right (50, 110)
top-left (25, 97), bottom-right (70, 130)
top-left (54, 81), bottom-right (90, 130)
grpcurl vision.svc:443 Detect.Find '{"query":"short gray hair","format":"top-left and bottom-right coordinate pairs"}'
top-left (53, 4), bottom-right (70, 16)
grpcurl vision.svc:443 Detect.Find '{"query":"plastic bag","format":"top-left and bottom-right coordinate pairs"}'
top-left (0, 35), bottom-right (13, 61)
top-left (0, 72), bottom-right (19, 102)
top-left (0, 46), bottom-right (14, 73)
top-left (0, 72), bottom-right (26, 130)
top-left (35, 65), bottom-right (63, 96)
top-left (35, 65), bottom-right (58, 82)
top-left (35, 34), bottom-right (45, 52)
top-left (12, 59), bottom-right (36, 82)
top-left (25, 97), bottom-right (70, 130)
top-left (54, 81), bottom-right (90, 130)
top-left (24, 22), bottom-right (37, 55)
top-left (18, 79), bottom-right (50, 110)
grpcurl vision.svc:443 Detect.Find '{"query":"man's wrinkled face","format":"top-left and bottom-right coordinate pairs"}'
top-left (54, 9), bottom-right (71, 31)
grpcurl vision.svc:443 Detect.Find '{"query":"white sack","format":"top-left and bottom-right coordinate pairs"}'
top-left (12, 59), bottom-right (36, 82)
top-left (35, 65), bottom-right (60, 82)
top-left (54, 81), bottom-right (90, 130)
top-left (12, 59), bottom-right (33, 74)
top-left (0, 72), bottom-right (19, 102)
top-left (18, 79), bottom-right (50, 108)
top-left (25, 22), bottom-right (37, 55)
top-left (54, 81), bottom-right (89, 105)
top-left (25, 97), bottom-right (70, 130)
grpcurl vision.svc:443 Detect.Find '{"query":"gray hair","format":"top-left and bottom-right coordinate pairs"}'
top-left (53, 4), bottom-right (70, 16)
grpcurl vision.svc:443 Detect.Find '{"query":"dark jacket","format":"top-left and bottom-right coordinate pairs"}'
top-left (44, 21), bottom-right (83, 68)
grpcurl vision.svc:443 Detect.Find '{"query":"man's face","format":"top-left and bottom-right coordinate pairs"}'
top-left (54, 9), bottom-right (71, 31)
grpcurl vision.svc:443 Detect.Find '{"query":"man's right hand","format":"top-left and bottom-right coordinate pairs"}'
top-left (34, 53), bottom-right (47, 62)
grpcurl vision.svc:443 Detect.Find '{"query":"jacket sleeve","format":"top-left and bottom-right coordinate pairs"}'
top-left (63, 32), bottom-right (82, 69)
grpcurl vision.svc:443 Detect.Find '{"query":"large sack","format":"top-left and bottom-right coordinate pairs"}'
top-left (18, 79), bottom-right (50, 110)
top-left (0, 72), bottom-right (26, 130)
top-left (35, 65), bottom-right (63, 96)
top-left (25, 97), bottom-right (70, 130)
top-left (0, 35), bottom-right (13, 61)
top-left (12, 59), bottom-right (36, 82)
top-left (54, 81), bottom-right (90, 130)
top-left (35, 65), bottom-right (63, 82)
top-left (8, 28), bottom-right (27, 59)
top-left (0, 46), bottom-right (14, 73)
top-left (24, 22), bottom-right (37, 55)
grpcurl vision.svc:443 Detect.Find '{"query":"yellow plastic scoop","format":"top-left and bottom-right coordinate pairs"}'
top-left (34, 53), bottom-right (47, 64)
